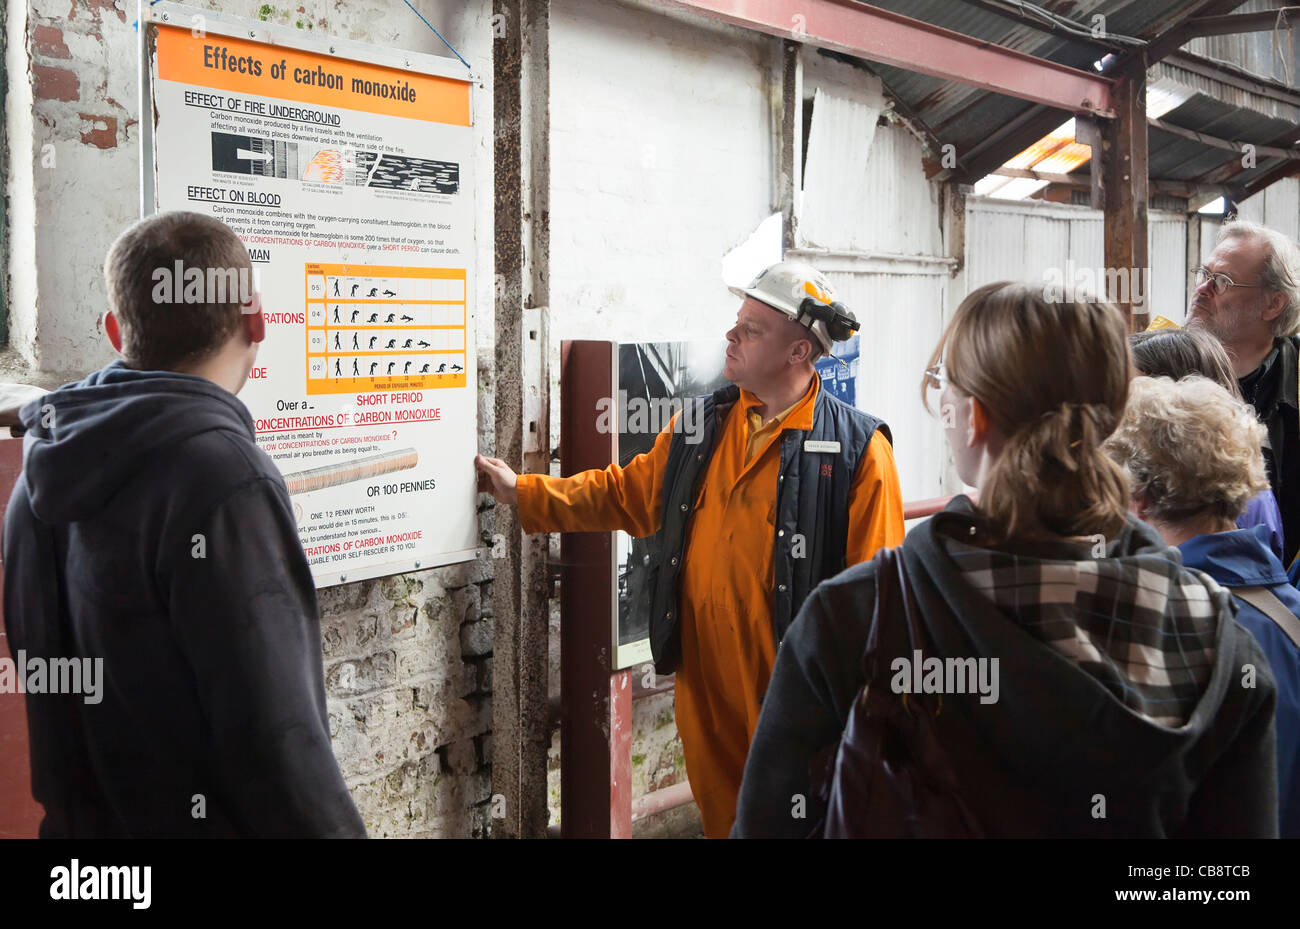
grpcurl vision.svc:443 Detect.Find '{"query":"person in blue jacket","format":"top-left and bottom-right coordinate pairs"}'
top-left (1108, 374), bottom-right (1300, 837)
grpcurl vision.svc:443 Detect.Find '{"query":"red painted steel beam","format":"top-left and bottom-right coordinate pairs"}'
top-left (903, 495), bottom-right (959, 521)
top-left (610, 671), bottom-right (634, 838)
top-left (0, 438), bottom-right (42, 838)
top-left (559, 341), bottom-right (625, 839)
top-left (661, 0), bottom-right (1114, 116)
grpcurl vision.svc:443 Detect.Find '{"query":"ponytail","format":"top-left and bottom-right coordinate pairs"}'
top-left (924, 282), bottom-right (1134, 543)
top-left (980, 402), bottom-right (1130, 540)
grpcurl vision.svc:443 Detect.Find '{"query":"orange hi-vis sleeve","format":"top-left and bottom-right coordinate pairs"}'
top-left (515, 415), bottom-right (676, 538)
top-left (844, 429), bottom-right (906, 566)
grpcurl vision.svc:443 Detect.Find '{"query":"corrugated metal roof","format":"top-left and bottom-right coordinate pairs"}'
top-left (1004, 121), bottom-right (1092, 173)
top-left (805, 2), bottom-right (1300, 204)
top-left (1180, 0), bottom-right (1300, 84)
top-left (1150, 58), bottom-right (1300, 121)
top-left (858, 0), bottom-right (1192, 159)
top-left (845, 0), bottom-right (1300, 203)
top-left (1147, 92), bottom-right (1298, 183)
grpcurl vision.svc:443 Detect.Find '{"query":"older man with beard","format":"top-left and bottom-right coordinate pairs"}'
top-left (1188, 220), bottom-right (1300, 566)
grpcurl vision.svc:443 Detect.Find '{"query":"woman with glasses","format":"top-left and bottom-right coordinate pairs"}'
top-left (732, 281), bottom-right (1279, 838)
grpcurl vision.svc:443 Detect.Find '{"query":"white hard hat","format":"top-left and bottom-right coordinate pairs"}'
top-left (729, 260), bottom-right (849, 353)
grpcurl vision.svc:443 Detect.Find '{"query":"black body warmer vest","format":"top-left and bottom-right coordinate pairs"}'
top-left (646, 383), bottom-right (889, 673)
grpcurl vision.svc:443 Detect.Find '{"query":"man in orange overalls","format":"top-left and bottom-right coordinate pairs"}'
top-left (475, 261), bottom-right (905, 837)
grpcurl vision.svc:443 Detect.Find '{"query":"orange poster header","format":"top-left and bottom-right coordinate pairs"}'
top-left (154, 25), bottom-right (469, 126)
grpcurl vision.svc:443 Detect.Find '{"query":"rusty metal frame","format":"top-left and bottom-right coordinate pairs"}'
top-left (1177, 7), bottom-right (1300, 41)
top-left (0, 438), bottom-right (41, 837)
top-left (661, 0), bottom-right (1114, 116)
top-left (557, 341), bottom-right (633, 838)
top-left (958, 0), bottom-right (1248, 184)
top-left (492, 0), bottom-right (552, 840)
top-left (1103, 62), bottom-right (1150, 330)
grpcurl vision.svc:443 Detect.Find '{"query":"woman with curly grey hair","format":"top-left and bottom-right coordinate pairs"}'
top-left (1129, 326), bottom-right (1284, 558)
top-left (1106, 374), bottom-right (1300, 838)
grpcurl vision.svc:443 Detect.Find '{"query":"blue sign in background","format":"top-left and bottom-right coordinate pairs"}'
top-left (815, 333), bottom-right (860, 408)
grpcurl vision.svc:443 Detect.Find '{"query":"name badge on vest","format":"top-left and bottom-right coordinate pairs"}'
top-left (803, 440), bottom-right (841, 453)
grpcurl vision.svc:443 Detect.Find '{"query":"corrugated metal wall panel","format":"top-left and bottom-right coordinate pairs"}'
top-left (1223, 180), bottom-right (1300, 243)
top-left (1071, 216), bottom-right (1106, 271)
top-left (800, 89), bottom-right (882, 252)
top-left (1238, 192), bottom-right (1267, 225)
top-left (1201, 215), bottom-right (1223, 262)
top-left (965, 200), bottom-right (1106, 291)
top-left (966, 205), bottom-right (1031, 284)
top-left (1264, 178), bottom-right (1300, 242)
top-left (1149, 217), bottom-right (1189, 323)
top-left (967, 200), bottom-right (1188, 322)
top-left (802, 110), bottom-right (942, 255)
top-left (827, 270), bottom-right (950, 501)
top-left (1181, 0), bottom-right (1299, 88)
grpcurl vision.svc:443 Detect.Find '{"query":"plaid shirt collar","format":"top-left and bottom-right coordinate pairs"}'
top-left (933, 500), bottom-right (1224, 729)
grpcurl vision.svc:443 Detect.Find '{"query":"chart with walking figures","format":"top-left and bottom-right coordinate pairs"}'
top-left (306, 263), bottom-right (467, 393)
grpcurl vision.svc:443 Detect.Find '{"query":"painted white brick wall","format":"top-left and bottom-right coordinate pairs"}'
top-left (548, 0), bottom-right (778, 349)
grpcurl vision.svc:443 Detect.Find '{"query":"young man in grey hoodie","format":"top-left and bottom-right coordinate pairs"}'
top-left (3, 211), bottom-right (365, 837)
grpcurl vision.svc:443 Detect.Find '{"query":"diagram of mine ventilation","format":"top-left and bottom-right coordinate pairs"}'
top-left (305, 263), bottom-right (467, 393)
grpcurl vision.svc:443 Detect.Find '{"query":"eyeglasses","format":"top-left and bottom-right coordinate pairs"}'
top-left (1195, 266), bottom-right (1262, 296)
top-left (923, 362), bottom-right (947, 392)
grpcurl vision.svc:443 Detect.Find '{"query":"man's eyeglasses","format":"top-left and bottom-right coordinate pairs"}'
top-left (1195, 266), bottom-right (1262, 296)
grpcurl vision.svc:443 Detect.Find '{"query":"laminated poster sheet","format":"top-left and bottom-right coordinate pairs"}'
top-left (144, 6), bottom-right (480, 586)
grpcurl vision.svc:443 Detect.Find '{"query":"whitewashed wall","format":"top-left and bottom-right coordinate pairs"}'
top-left (548, 0), bottom-right (777, 347)
top-left (823, 268), bottom-right (951, 501)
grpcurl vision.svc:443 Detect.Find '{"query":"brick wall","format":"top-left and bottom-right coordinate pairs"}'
top-left (321, 558), bottom-right (496, 837)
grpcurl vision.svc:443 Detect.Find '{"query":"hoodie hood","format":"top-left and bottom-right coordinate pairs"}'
top-left (899, 496), bottom-right (1238, 797)
top-left (17, 361), bottom-right (255, 523)
top-left (1179, 526), bottom-right (1291, 588)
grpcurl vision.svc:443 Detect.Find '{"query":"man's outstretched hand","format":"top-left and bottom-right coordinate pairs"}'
top-left (474, 454), bottom-right (519, 506)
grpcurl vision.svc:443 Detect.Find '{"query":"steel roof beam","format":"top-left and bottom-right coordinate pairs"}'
top-left (959, 0), bottom-right (1247, 183)
top-left (1181, 7), bottom-right (1300, 39)
top-left (659, 0), bottom-right (1115, 115)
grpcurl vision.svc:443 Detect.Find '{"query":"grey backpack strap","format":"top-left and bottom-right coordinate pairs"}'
top-left (1235, 585), bottom-right (1300, 650)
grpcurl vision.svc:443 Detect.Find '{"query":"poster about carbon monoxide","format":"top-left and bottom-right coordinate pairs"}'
top-left (147, 19), bottom-right (479, 586)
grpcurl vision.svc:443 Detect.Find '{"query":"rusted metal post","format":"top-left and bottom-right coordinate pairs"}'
top-left (492, 0), bottom-right (551, 839)
top-left (558, 341), bottom-right (625, 838)
top-left (780, 39), bottom-right (802, 252)
top-left (1102, 65), bottom-right (1149, 331)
